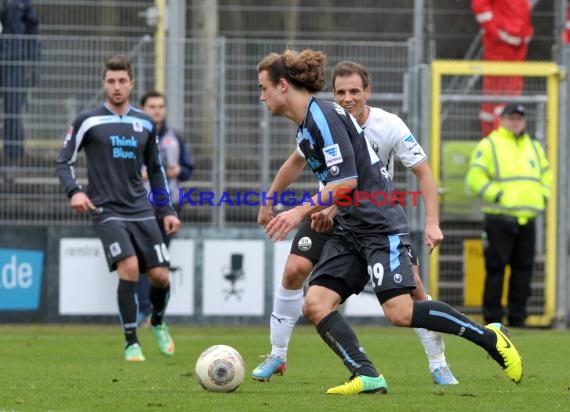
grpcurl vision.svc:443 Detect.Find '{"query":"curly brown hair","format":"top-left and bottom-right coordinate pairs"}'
top-left (257, 49), bottom-right (327, 93)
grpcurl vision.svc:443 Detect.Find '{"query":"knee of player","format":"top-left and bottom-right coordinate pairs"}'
top-left (382, 300), bottom-right (413, 326)
top-left (283, 256), bottom-right (313, 289)
top-left (301, 297), bottom-right (320, 323)
top-left (147, 266), bottom-right (170, 287)
top-left (301, 299), bottom-right (313, 318)
top-left (116, 256), bottom-right (140, 280)
top-left (384, 310), bottom-right (412, 326)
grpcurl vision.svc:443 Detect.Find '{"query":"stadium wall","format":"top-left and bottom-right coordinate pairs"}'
top-left (0, 226), bottom-right (397, 325)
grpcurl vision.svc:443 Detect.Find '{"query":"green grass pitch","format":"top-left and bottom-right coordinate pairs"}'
top-left (0, 324), bottom-right (568, 411)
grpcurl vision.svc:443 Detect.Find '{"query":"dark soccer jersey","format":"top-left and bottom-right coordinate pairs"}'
top-left (296, 97), bottom-right (408, 234)
top-left (55, 104), bottom-right (175, 220)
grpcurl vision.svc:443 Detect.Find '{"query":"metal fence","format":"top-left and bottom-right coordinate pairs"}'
top-left (36, 1), bottom-right (419, 40)
top-left (0, 35), bottom-right (158, 224)
top-left (0, 35), bottom-right (411, 227)
top-left (427, 61), bottom-right (561, 324)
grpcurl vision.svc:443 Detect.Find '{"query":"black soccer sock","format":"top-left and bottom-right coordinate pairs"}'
top-left (411, 300), bottom-right (497, 351)
top-left (117, 279), bottom-right (138, 346)
top-left (316, 311), bottom-right (379, 377)
top-left (150, 282), bottom-right (171, 326)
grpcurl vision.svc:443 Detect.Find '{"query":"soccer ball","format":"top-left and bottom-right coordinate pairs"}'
top-left (195, 344), bottom-right (245, 392)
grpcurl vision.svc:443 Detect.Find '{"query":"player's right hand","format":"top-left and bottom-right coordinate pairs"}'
top-left (311, 205), bottom-right (337, 233)
top-left (70, 192), bottom-right (96, 213)
top-left (163, 215), bottom-right (181, 235)
top-left (424, 221), bottom-right (444, 255)
top-left (265, 207), bottom-right (303, 242)
top-left (257, 204), bottom-right (273, 226)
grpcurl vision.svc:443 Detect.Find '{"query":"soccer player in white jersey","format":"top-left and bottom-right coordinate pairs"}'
top-left (252, 60), bottom-right (457, 385)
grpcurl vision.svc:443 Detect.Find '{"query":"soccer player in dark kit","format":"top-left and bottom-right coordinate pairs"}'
top-left (256, 48), bottom-right (522, 394)
top-left (56, 55), bottom-right (180, 362)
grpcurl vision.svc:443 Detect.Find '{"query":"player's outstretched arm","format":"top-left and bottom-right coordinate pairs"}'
top-left (411, 161), bottom-right (443, 253)
top-left (265, 179), bottom-right (356, 242)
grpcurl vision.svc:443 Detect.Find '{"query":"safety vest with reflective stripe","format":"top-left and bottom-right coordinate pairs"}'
top-left (466, 127), bottom-right (552, 224)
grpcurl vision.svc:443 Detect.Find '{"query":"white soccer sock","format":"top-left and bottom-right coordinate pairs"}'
top-left (414, 327), bottom-right (447, 371)
top-left (269, 285), bottom-right (304, 360)
top-left (414, 294), bottom-right (448, 371)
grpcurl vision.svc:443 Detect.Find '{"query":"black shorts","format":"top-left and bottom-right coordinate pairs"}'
top-left (290, 219), bottom-right (418, 267)
top-left (93, 217), bottom-right (170, 272)
top-left (309, 230), bottom-right (415, 303)
top-left (289, 218), bottom-right (332, 265)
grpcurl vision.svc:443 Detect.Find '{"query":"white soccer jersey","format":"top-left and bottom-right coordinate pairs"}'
top-left (361, 106), bottom-right (427, 178)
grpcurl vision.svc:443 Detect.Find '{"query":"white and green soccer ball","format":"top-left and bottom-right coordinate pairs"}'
top-left (195, 344), bottom-right (245, 393)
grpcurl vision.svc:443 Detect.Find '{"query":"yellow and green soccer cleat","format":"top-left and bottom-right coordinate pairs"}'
top-left (124, 343), bottom-right (145, 362)
top-left (326, 375), bottom-right (388, 395)
top-left (151, 324), bottom-right (175, 357)
top-left (485, 323), bottom-right (523, 383)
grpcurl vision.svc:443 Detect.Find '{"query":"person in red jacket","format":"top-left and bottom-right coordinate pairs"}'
top-left (472, 0), bottom-right (534, 136)
top-left (563, 4), bottom-right (570, 44)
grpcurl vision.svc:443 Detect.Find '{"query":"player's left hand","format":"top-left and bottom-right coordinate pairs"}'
top-left (310, 205), bottom-right (337, 233)
top-left (265, 207), bottom-right (304, 242)
top-left (163, 215), bottom-right (181, 235)
top-left (424, 222), bottom-right (443, 254)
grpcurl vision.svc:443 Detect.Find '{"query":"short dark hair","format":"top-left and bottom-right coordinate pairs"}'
top-left (140, 90), bottom-right (166, 107)
top-left (332, 61), bottom-right (371, 90)
top-left (102, 55), bottom-right (133, 80)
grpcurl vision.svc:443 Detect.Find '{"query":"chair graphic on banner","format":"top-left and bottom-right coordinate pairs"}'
top-left (223, 253), bottom-right (245, 300)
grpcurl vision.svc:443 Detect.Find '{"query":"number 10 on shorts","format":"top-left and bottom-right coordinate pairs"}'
top-left (154, 243), bottom-right (170, 263)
